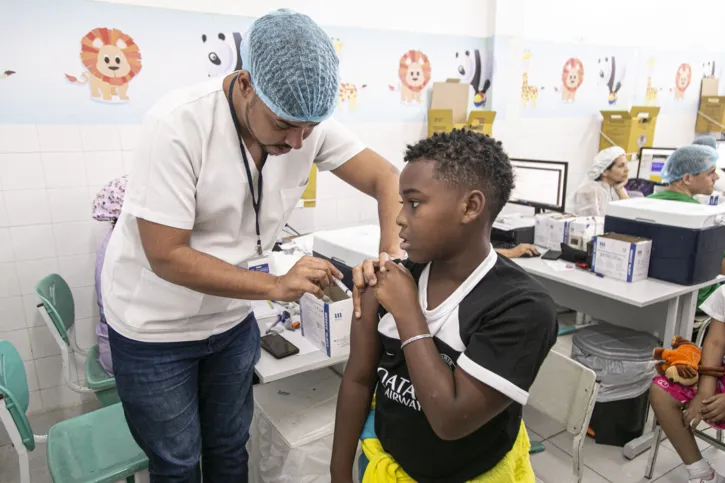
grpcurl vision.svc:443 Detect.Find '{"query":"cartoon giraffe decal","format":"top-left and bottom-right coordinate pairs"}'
top-left (644, 58), bottom-right (659, 106)
top-left (521, 50), bottom-right (538, 108)
top-left (331, 38), bottom-right (365, 110)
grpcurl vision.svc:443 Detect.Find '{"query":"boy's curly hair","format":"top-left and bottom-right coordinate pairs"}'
top-left (404, 129), bottom-right (514, 218)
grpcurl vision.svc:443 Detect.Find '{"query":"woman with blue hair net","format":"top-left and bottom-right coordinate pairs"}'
top-left (570, 146), bottom-right (630, 217)
top-left (102, 9), bottom-right (404, 481)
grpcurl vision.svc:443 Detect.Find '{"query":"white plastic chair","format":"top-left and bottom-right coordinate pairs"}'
top-left (528, 350), bottom-right (599, 483)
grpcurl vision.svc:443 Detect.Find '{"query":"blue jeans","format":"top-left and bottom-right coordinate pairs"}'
top-left (109, 315), bottom-right (261, 483)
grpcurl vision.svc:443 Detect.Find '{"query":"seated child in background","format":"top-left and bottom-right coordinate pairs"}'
top-left (330, 130), bottom-right (558, 483)
top-left (91, 175), bottom-right (128, 377)
top-left (650, 284), bottom-right (725, 483)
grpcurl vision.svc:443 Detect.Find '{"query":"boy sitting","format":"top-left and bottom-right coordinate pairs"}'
top-left (330, 130), bottom-right (558, 483)
top-left (650, 285), bottom-right (725, 483)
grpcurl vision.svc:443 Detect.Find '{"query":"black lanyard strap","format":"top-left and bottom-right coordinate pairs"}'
top-left (228, 75), bottom-right (265, 256)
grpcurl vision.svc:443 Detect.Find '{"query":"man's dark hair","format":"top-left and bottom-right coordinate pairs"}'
top-left (404, 129), bottom-right (514, 218)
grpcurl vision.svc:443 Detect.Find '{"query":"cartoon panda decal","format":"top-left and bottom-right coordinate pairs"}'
top-left (597, 56), bottom-right (625, 105)
top-left (455, 49), bottom-right (492, 108)
top-left (201, 32), bottom-right (242, 78)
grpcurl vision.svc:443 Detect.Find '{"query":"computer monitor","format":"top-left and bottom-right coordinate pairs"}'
top-left (637, 147), bottom-right (675, 182)
top-left (508, 159), bottom-right (569, 213)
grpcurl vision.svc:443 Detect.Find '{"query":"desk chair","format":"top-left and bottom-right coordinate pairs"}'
top-left (528, 350), bottom-right (599, 483)
top-left (35, 274), bottom-right (119, 407)
top-left (645, 317), bottom-right (723, 479)
top-left (0, 340), bottom-right (147, 483)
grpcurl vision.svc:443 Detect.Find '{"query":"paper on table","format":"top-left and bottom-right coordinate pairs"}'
top-left (544, 259), bottom-right (576, 272)
top-left (251, 300), bottom-right (280, 320)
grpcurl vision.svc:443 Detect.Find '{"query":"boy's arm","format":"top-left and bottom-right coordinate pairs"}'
top-left (330, 288), bottom-right (383, 482)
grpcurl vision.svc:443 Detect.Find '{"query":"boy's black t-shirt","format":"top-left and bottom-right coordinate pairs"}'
top-left (374, 252), bottom-right (558, 483)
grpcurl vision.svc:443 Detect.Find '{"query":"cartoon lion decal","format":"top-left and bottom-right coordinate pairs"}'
top-left (396, 50), bottom-right (431, 104)
top-left (674, 63), bottom-right (692, 100)
top-left (561, 58), bottom-right (584, 103)
top-left (65, 28), bottom-right (142, 102)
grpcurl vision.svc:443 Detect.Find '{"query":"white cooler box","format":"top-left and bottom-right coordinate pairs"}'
top-left (605, 198), bottom-right (725, 285)
top-left (313, 225), bottom-right (381, 290)
top-left (249, 368), bottom-right (342, 483)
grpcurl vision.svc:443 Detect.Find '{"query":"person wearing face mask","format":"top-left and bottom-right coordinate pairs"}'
top-left (570, 146), bottom-right (630, 217)
top-left (102, 9), bottom-right (403, 481)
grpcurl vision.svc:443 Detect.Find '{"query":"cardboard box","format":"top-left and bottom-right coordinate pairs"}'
top-left (546, 215), bottom-right (576, 251)
top-left (599, 107), bottom-right (660, 154)
top-left (534, 213), bottom-right (556, 247)
top-left (300, 284), bottom-right (353, 357)
top-left (567, 217), bottom-right (604, 251)
top-left (428, 79), bottom-right (496, 137)
top-left (701, 77), bottom-right (720, 97)
top-left (696, 96), bottom-right (725, 133)
top-left (591, 233), bottom-right (652, 282)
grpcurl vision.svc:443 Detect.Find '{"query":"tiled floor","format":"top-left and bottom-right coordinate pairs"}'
top-left (1, 325), bottom-right (723, 483)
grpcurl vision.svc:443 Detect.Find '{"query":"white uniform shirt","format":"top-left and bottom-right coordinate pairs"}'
top-left (570, 181), bottom-right (624, 217)
top-left (102, 78), bottom-right (365, 343)
top-left (701, 286), bottom-right (725, 323)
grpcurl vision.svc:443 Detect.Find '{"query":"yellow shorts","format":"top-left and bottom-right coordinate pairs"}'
top-left (361, 420), bottom-right (535, 483)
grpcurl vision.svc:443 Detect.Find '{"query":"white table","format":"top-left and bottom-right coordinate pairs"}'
top-left (253, 306), bottom-right (348, 384)
top-left (514, 252), bottom-right (724, 459)
top-left (514, 254), bottom-right (724, 348)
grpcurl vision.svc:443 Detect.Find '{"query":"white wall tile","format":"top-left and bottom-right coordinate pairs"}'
top-left (0, 228), bottom-right (14, 262)
top-left (27, 390), bottom-right (43, 414)
top-left (41, 152), bottom-right (87, 188)
top-left (336, 197), bottom-right (363, 224)
top-left (0, 328), bottom-right (33, 361)
top-left (72, 286), bottom-right (98, 320)
top-left (28, 325), bottom-right (61, 359)
top-left (119, 125), bottom-right (141, 151)
top-left (37, 125), bottom-right (82, 152)
top-left (0, 296), bottom-right (26, 332)
top-left (84, 151), bottom-right (125, 186)
top-left (24, 360), bottom-right (39, 392)
top-left (35, 355), bottom-right (77, 390)
top-left (122, 150), bottom-right (135, 176)
top-left (0, 153), bottom-right (46, 190)
top-left (16, 258), bottom-right (59, 295)
top-left (80, 126), bottom-right (121, 152)
top-left (40, 385), bottom-right (82, 410)
top-left (4, 189), bottom-right (52, 226)
top-left (47, 187), bottom-right (90, 223)
top-left (92, 222), bottom-right (112, 250)
top-left (0, 192), bottom-right (8, 227)
top-left (9, 224), bottom-right (57, 261)
top-left (0, 263), bottom-right (21, 297)
top-left (53, 221), bottom-right (96, 256)
top-left (74, 317), bottom-right (97, 351)
top-left (0, 126), bottom-right (39, 154)
top-left (58, 254), bottom-right (96, 288)
top-left (22, 293), bottom-right (45, 328)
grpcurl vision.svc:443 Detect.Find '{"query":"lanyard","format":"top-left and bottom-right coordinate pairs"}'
top-left (227, 74), bottom-right (265, 256)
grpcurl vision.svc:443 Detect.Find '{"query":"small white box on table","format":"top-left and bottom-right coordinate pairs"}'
top-left (591, 233), bottom-right (652, 283)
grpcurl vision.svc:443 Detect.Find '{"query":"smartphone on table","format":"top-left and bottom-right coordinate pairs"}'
top-left (260, 333), bottom-right (300, 359)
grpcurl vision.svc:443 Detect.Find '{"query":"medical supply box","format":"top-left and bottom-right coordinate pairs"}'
top-left (300, 284), bottom-right (353, 358)
top-left (312, 225), bottom-right (380, 289)
top-left (590, 233), bottom-right (652, 283)
top-left (567, 216), bottom-right (604, 251)
top-left (604, 198), bottom-right (725, 285)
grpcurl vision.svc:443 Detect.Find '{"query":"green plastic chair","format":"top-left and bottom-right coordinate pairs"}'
top-left (0, 340), bottom-right (147, 483)
top-left (35, 274), bottom-right (119, 407)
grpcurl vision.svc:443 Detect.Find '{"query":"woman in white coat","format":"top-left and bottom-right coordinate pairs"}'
top-left (571, 146), bottom-right (630, 216)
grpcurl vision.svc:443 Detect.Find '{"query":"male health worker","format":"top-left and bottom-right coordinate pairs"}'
top-left (102, 10), bottom-right (402, 482)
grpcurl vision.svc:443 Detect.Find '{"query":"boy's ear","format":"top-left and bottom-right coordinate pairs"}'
top-left (462, 190), bottom-right (485, 224)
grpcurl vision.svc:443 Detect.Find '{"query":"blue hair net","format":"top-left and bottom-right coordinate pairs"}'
top-left (661, 145), bottom-right (719, 183)
top-left (240, 9), bottom-right (339, 123)
top-left (692, 135), bottom-right (718, 150)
